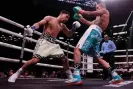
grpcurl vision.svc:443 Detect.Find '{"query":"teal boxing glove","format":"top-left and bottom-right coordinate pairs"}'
top-left (73, 6), bottom-right (83, 14)
top-left (73, 14), bottom-right (83, 20)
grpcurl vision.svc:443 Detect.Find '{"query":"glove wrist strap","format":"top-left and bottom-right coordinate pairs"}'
top-left (31, 25), bottom-right (36, 30)
top-left (79, 10), bottom-right (85, 15)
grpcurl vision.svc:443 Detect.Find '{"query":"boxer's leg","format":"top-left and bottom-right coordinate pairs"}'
top-left (71, 26), bottom-right (98, 85)
top-left (60, 55), bottom-right (73, 82)
top-left (8, 58), bottom-right (40, 82)
top-left (50, 44), bottom-right (74, 83)
top-left (74, 48), bottom-right (82, 68)
top-left (8, 39), bottom-right (51, 83)
top-left (17, 58), bottom-right (40, 75)
top-left (97, 57), bottom-right (123, 84)
top-left (91, 30), bottom-right (123, 84)
top-left (93, 45), bottom-right (123, 84)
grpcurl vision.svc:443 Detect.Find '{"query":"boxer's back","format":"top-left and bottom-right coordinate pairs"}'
top-left (93, 8), bottom-right (109, 31)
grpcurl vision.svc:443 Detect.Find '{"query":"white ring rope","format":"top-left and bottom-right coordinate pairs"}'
top-left (0, 41), bottom-right (74, 55)
top-left (0, 57), bottom-right (63, 68)
top-left (1, 27), bottom-right (133, 68)
top-left (0, 57), bottom-right (74, 69)
top-left (0, 41), bottom-right (33, 52)
top-left (0, 28), bottom-right (74, 55)
top-left (0, 16), bottom-right (133, 54)
top-left (0, 16), bottom-right (75, 49)
top-left (81, 68), bottom-right (133, 71)
top-left (1, 57), bottom-right (132, 72)
top-left (115, 55), bottom-right (133, 57)
top-left (0, 41), bottom-right (74, 62)
top-left (0, 28), bottom-right (37, 43)
top-left (0, 27), bottom-right (132, 54)
top-left (115, 49), bottom-right (133, 52)
top-left (82, 61), bottom-right (133, 65)
top-left (1, 16), bottom-right (133, 71)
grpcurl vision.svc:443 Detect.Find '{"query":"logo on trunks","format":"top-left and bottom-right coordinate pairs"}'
top-left (91, 34), bottom-right (98, 38)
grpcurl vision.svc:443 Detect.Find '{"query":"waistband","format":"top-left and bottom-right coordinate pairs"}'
top-left (40, 32), bottom-right (56, 43)
top-left (90, 24), bottom-right (102, 35)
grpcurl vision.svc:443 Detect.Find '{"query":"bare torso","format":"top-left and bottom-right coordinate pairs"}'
top-left (43, 17), bottom-right (63, 38)
top-left (93, 9), bottom-right (109, 31)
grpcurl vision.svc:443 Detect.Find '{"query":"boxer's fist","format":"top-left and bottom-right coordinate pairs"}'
top-left (73, 6), bottom-right (82, 13)
top-left (24, 25), bottom-right (34, 36)
top-left (73, 14), bottom-right (83, 21)
top-left (71, 21), bottom-right (81, 33)
top-left (73, 21), bottom-right (81, 29)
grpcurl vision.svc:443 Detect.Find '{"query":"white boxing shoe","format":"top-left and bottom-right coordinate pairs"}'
top-left (65, 78), bottom-right (77, 84)
top-left (8, 73), bottom-right (19, 83)
top-left (65, 78), bottom-right (83, 86)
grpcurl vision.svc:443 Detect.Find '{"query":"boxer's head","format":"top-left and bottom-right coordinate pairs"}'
top-left (58, 10), bottom-right (70, 23)
top-left (104, 34), bottom-right (109, 42)
top-left (96, 3), bottom-right (106, 10)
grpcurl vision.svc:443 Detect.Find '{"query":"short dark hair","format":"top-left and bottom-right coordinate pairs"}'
top-left (60, 10), bottom-right (70, 16)
top-left (104, 34), bottom-right (108, 37)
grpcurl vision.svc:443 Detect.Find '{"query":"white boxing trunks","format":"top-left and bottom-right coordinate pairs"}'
top-left (76, 25), bottom-right (102, 58)
top-left (33, 33), bottom-right (64, 59)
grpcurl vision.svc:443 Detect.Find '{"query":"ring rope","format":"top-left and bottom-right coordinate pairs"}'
top-left (0, 28), bottom-right (74, 54)
top-left (1, 57), bottom-right (132, 72)
top-left (0, 16), bottom-right (75, 49)
top-left (1, 16), bottom-right (133, 72)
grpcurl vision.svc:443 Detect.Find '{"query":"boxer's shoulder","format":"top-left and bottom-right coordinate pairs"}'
top-left (102, 8), bottom-right (109, 15)
top-left (44, 16), bottom-right (54, 21)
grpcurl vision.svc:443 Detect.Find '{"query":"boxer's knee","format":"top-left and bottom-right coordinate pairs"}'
top-left (30, 58), bottom-right (40, 64)
top-left (60, 55), bottom-right (69, 70)
top-left (74, 47), bottom-right (81, 54)
top-left (93, 55), bottom-right (99, 60)
top-left (60, 55), bottom-right (68, 62)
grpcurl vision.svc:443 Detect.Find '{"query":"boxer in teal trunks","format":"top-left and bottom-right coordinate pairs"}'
top-left (66, 3), bottom-right (123, 85)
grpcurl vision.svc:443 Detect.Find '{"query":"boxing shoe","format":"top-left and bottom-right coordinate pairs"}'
top-left (109, 75), bottom-right (124, 84)
top-left (66, 69), bottom-right (83, 86)
top-left (65, 78), bottom-right (76, 85)
top-left (8, 73), bottom-right (19, 83)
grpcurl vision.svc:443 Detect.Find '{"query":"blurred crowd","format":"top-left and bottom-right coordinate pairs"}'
top-left (0, 69), bottom-right (69, 79)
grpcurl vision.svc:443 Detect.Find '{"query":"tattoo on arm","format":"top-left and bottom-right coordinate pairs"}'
top-left (33, 16), bottom-right (51, 29)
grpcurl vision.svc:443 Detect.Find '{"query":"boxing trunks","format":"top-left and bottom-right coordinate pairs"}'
top-left (76, 25), bottom-right (102, 58)
top-left (33, 32), bottom-right (64, 59)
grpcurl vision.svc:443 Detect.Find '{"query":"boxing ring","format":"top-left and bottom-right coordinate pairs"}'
top-left (0, 12), bottom-right (133, 89)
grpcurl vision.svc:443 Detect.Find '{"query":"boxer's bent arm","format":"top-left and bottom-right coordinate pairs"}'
top-left (33, 16), bottom-right (51, 30)
top-left (82, 9), bottom-right (105, 17)
top-left (62, 24), bottom-right (73, 37)
top-left (80, 17), bottom-right (92, 26)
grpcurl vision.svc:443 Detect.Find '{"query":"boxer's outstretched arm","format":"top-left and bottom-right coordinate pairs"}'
top-left (32, 16), bottom-right (51, 30)
top-left (82, 9), bottom-right (104, 17)
top-left (62, 24), bottom-right (73, 37)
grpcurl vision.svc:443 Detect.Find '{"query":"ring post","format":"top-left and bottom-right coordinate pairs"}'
top-left (19, 29), bottom-right (27, 66)
top-left (126, 17), bottom-right (133, 70)
top-left (125, 39), bottom-right (129, 69)
top-left (66, 38), bottom-right (70, 58)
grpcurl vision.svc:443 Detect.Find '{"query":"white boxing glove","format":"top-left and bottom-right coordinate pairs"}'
top-left (24, 25), bottom-right (34, 36)
top-left (73, 21), bottom-right (81, 28)
top-left (71, 21), bottom-right (81, 33)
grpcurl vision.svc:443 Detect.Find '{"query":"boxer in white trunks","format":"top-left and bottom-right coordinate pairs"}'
top-left (8, 10), bottom-right (81, 84)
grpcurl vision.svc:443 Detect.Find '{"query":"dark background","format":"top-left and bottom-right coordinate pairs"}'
top-left (0, 0), bottom-right (133, 77)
